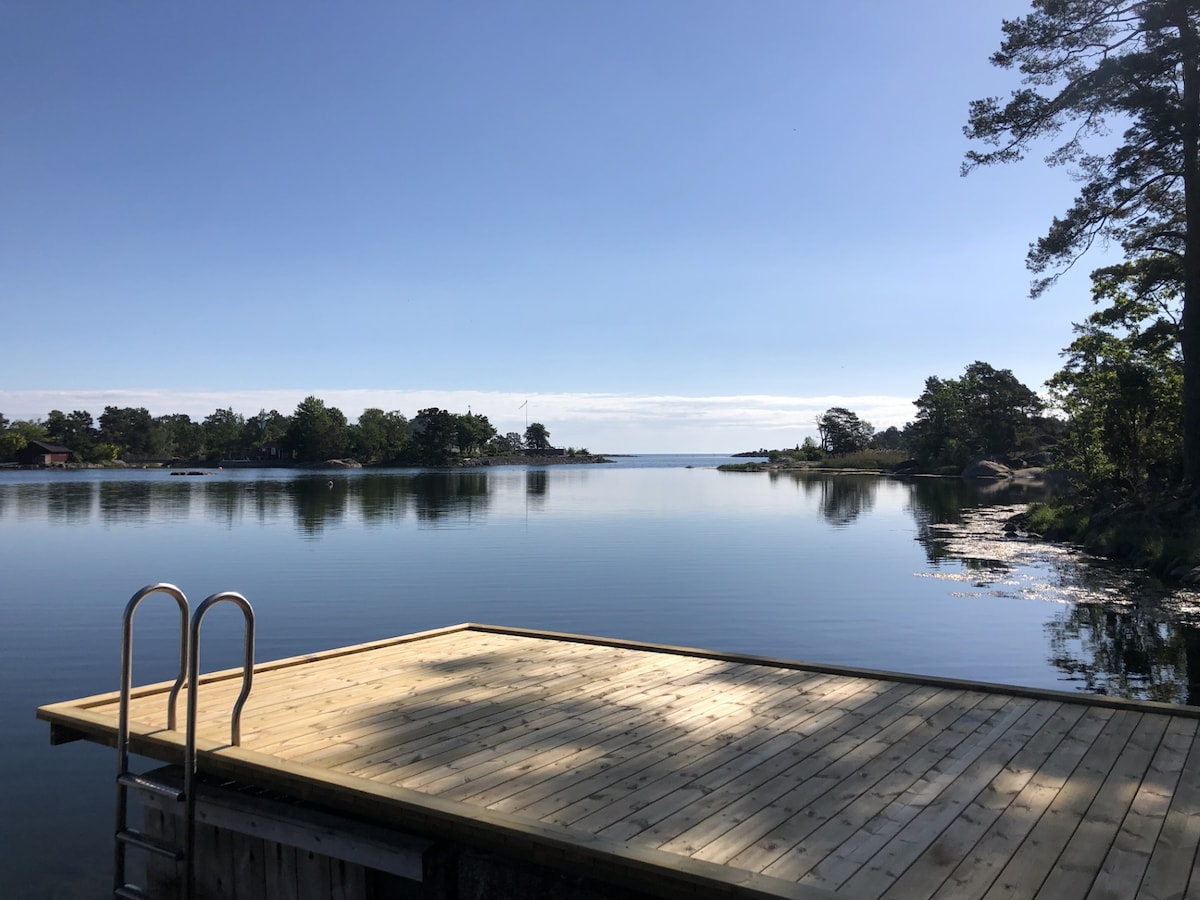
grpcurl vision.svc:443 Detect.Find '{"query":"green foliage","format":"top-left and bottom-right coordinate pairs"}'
top-left (202, 408), bottom-right (247, 461)
top-left (0, 418), bottom-right (50, 461)
top-left (807, 450), bottom-right (906, 470)
top-left (524, 422), bottom-right (551, 450)
top-left (352, 409), bottom-right (409, 464)
top-left (1049, 258), bottom-right (1183, 496)
top-left (7, 397), bottom-right (575, 468)
top-left (283, 396), bottom-right (350, 462)
top-left (153, 413), bottom-right (205, 459)
top-left (965, 1), bottom-right (1200, 484)
top-left (45, 409), bottom-right (97, 459)
top-left (411, 408), bottom-right (457, 464)
top-left (908, 362), bottom-right (1044, 468)
top-left (487, 432), bottom-right (525, 455)
top-left (454, 413), bottom-right (496, 457)
top-left (1024, 503), bottom-right (1088, 542)
top-left (869, 426), bottom-right (904, 453)
top-left (815, 408), bottom-right (873, 455)
top-left (244, 409), bottom-right (290, 454)
top-left (99, 406), bottom-right (154, 456)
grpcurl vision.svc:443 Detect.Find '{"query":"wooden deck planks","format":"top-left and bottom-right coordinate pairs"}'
top-left (675, 685), bottom-right (992, 871)
top-left (395, 656), bottom-right (761, 797)
top-left (1087, 715), bottom-right (1199, 900)
top-left (37, 624), bottom-right (1200, 900)
top-left (1136, 717), bottom-right (1200, 900)
top-left (452, 665), bottom-right (839, 817)
top-left (267, 642), bottom-right (677, 762)
top-left (324, 651), bottom-right (707, 780)
top-left (1031, 712), bottom-right (1168, 900)
top-left (550, 675), bottom-right (876, 837)
top-left (754, 690), bottom-right (1014, 889)
top-left (597, 678), bottom-right (911, 849)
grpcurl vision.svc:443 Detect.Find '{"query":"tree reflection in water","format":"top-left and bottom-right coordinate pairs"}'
top-left (1047, 605), bottom-right (1200, 705)
top-left (769, 470), bottom-right (876, 527)
top-left (905, 475), bottom-right (1200, 705)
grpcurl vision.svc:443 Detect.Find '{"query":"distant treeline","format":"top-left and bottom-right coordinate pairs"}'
top-left (0, 396), bottom-right (573, 466)
top-left (783, 338), bottom-right (1181, 502)
top-left (767, 361), bottom-right (1061, 471)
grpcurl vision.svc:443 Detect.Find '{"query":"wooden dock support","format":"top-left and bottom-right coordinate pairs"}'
top-left (133, 767), bottom-right (665, 900)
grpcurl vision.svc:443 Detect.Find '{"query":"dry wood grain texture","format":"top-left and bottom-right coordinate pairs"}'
top-left (41, 625), bottom-right (1200, 900)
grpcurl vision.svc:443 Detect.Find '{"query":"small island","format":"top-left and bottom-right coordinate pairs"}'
top-left (1, 398), bottom-right (606, 470)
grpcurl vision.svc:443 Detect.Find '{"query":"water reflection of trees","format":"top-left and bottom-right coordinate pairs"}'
top-left (906, 478), bottom-right (1060, 566)
top-left (413, 473), bottom-right (491, 523)
top-left (44, 482), bottom-right (96, 522)
top-left (901, 476), bottom-right (1200, 706)
top-left (99, 481), bottom-right (153, 525)
top-left (770, 471), bottom-right (876, 527)
top-left (525, 469), bottom-right (549, 509)
top-left (1046, 605), bottom-right (1200, 705)
top-left (2, 472), bottom-right (498, 534)
top-left (289, 478), bottom-right (350, 535)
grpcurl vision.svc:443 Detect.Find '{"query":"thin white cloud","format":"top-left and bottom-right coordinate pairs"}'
top-left (0, 389), bottom-right (917, 453)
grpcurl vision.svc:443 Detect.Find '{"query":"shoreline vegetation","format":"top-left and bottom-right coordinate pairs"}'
top-left (722, 450), bottom-right (1200, 586)
top-left (0, 396), bottom-right (606, 471)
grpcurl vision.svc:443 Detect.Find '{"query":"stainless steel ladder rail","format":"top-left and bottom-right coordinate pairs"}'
top-left (114, 583), bottom-right (190, 900)
top-left (182, 591), bottom-right (256, 900)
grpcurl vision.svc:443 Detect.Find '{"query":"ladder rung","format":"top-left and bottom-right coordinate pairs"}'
top-left (114, 885), bottom-right (153, 900)
top-left (116, 828), bottom-right (185, 861)
top-left (118, 771), bottom-right (185, 802)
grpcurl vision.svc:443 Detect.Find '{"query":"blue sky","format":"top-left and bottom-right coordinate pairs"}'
top-left (2, 2), bottom-right (1113, 452)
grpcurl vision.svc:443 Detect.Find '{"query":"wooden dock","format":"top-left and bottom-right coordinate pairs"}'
top-left (38, 624), bottom-right (1200, 899)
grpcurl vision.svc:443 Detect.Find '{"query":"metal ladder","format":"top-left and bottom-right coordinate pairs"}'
top-left (113, 584), bottom-right (255, 900)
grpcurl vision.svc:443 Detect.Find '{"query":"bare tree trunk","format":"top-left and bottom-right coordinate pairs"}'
top-left (1177, 4), bottom-right (1200, 490)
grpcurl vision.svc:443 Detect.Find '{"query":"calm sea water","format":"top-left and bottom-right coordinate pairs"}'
top-left (3, 456), bottom-right (1198, 898)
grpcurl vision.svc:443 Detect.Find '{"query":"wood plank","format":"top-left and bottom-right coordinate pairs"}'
top-left (304, 654), bottom-right (725, 779)
top-left (1030, 712), bottom-right (1168, 899)
top-left (788, 693), bottom-right (1032, 895)
top-left (416, 658), bottom-right (792, 801)
top-left (465, 667), bottom-right (825, 814)
top-left (478, 671), bottom-right (849, 825)
top-left (295, 846), bottom-right (332, 900)
top-left (586, 675), bottom-right (892, 843)
top-left (39, 626), bottom-right (1200, 900)
top-left (870, 700), bottom-right (1089, 899)
top-left (230, 830), bottom-right (268, 900)
top-left (136, 768), bottom-right (431, 880)
top-left (639, 680), bottom-right (925, 858)
top-left (665, 683), bottom-right (947, 866)
top-left (919, 706), bottom-right (1113, 900)
top-left (707, 687), bottom-right (968, 874)
top-left (972, 708), bottom-right (1139, 900)
top-left (264, 843), bottom-right (300, 900)
top-left (167, 632), bottom-right (599, 738)
top-left (1136, 719), bottom-right (1200, 900)
top-left (833, 698), bottom-right (1060, 899)
top-left (1088, 715), bottom-right (1197, 900)
top-left (756, 690), bottom-right (1011, 887)
top-left (251, 655), bottom-right (620, 758)
top-left (113, 630), bottom-right (576, 739)
top-left (297, 647), bottom-right (709, 771)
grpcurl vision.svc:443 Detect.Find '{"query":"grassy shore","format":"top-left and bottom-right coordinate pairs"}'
top-left (1018, 491), bottom-right (1200, 582)
top-left (718, 450), bottom-right (907, 473)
